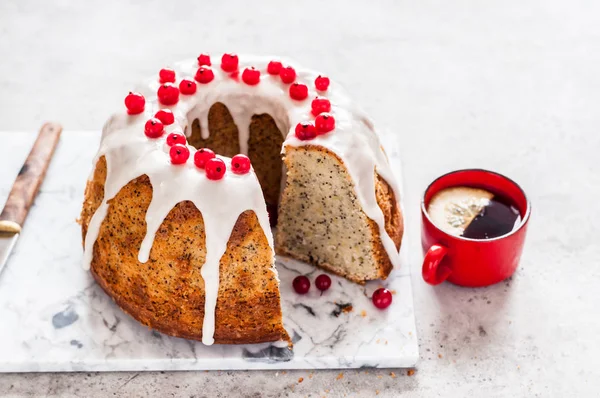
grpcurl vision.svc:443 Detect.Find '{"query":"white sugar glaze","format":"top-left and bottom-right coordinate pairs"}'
top-left (83, 54), bottom-right (402, 345)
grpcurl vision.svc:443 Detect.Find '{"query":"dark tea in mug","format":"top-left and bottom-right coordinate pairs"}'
top-left (426, 186), bottom-right (521, 240)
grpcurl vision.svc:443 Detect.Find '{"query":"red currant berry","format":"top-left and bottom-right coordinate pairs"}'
top-left (295, 122), bottom-right (317, 141)
top-left (197, 54), bottom-right (211, 66)
top-left (124, 92), bottom-right (145, 115)
top-left (169, 144), bottom-right (190, 165)
top-left (154, 109), bottom-right (174, 125)
top-left (221, 53), bottom-right (239, 72)
top-left (166, 132), bottom-right (186, 146)
top-left (159, 68), bottom-right (176, 83)
top-left (315, 274), bottom-right (332, 292)
top-left (289, 83), bottom-right (308, 101)
top-left (372, 288), bottom-right (393, 309)
top-left (195, 67), bottom-right (215, 84)
top-left (231, 154), bottom-right (251, 174)
top-left (157, 83), bottom-right (179, 105)
top-left (311, 96), bottom-right (331, 116)
top-left (144, 118), bottom-right (164, 138)
top-left (279, 66), bottom-right (296, 84)
top-left (293, 275), bottom-right (310, 294)
top-left (267, 61), bottom-right (282, 75)
top-left (242, 67), bottom-right (260, 85)
top-left (193, 148), bottom-right (216, 169)
top-left (315, 75), bottom-right (330, 91)
top-left (179, 79), bottom-right (197, 95)
top-left (205, 158), bottom-right (226, 180)
top-left (315, 113), bottom-right (335, 134)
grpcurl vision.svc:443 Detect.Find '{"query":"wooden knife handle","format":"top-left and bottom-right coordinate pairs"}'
top-left (0, 122), bottom-right (62, 234)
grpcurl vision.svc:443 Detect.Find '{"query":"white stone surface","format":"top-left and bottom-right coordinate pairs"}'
top-left (0, 131), bottom-right (417, 372)
top-left (0, 0), bottom-right (599, 396)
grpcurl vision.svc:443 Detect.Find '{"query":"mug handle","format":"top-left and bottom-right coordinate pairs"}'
top-left (422, 244), bottom-right (452, 285)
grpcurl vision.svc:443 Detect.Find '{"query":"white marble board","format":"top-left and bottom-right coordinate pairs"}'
top-left (0, 131), bottom-right (418, 372)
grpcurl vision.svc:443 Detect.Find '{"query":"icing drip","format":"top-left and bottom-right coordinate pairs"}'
top-left (83, 54), bottom-right (402, 345)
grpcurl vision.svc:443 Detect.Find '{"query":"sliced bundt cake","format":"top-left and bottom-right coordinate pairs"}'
top-left (80, 54), bottom-right (403, 345)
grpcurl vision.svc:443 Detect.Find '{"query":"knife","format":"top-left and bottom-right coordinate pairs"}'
top-left (0, 122), bottom-right (62, 275)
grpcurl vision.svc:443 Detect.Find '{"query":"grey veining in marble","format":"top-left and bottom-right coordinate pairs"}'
top-left (0, 131), bottom-right (418, 372)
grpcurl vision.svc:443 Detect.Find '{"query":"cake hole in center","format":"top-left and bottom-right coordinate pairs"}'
top-left (186, 102), bottom-right (286, 226)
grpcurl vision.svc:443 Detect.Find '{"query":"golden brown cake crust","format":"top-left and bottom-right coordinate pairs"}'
top-left (370, 173), bottom-right (404, 280)
top-left (81, 157), bottom-right (289, 344)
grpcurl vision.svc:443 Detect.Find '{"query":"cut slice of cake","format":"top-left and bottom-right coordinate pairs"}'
top-left (276, 146), bottom-right (403, 283)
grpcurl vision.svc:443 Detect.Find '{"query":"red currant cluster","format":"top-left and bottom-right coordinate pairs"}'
top-left (293, 274), bottom-right (393, 309)
top-left (294, 94), bottom-right (335, 141)
top-left (266, 61), bottom-right (329, 102)
top-left (137, 106), bottom-right (251, 179)
top-left (168, 142), bottom-right (252, 180)
top-left (193, 149), bottom-right (251, 180)
top-left (157, 67), bottom-right (205, 105)
top-left (293, 274), bottom-right (331, 294)
top-left (125, 54), bottom-right (333, 111)
top-left (123, 54), bottom-right (337, 171)
top-left (282, 72), bottom-right (334, 141)
top-left (200, 56), bottom-right (335, 141)
top-left (169, 142), bottom-right (252, 180)
top-left (124, 67), bottom-right (205, 113)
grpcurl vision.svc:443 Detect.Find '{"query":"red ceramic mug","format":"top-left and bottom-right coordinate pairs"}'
top-left (421, 169), bottom-right (531, 287)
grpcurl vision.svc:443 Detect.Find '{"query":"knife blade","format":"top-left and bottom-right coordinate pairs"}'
top-left (0, 230), bottom-right (19, 273)
top-left (0, 123), bottom-right (62, 275)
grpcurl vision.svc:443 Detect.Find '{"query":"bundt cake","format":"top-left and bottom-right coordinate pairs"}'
top-left (80, 53), bottom-right (404, 346)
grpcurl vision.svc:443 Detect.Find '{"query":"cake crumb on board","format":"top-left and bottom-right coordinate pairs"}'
top-left (390, 371), bottom-right (396, 378)
top-left (298, 377), bottom-right (303, 383)
top-left (407, 369), bottom-right (415, 376)
top-left (336, 372), bottom-right (344, 380)
top-left (360, 310), bottom-right (367, 317)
